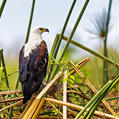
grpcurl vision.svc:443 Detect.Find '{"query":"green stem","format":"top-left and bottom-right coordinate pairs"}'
top-left (8, 1), bottom-right (36, 117)
top-left (58, 0), bottom-right (89, 61)
top-left (53, 0), bottom-right (77, 58)
top-left (50, 36), bottom-right (59, 58)
top-left (61, 35), bottom-right (119, 69)
top-left (0, 49), bottom-right (3, 67)
top-left (50, 0), bottom-right (89, 80)
top-left (103, 0), bottom-right (112, 85)
top-left (46, 0), bottom-right (77, 82)
top-left (45, 36), bottom-right (59, 83)
top-left (25, 0), bottom-right (36, 43)
top-left (86, 94), bottom-right (106, 119)
top-left (87, 74), bottom-right (119, 119)
top-left (75, 81), bottom-right (112, 119)
top-left (15, 75), bottom-right (19, 90)
top-left (8, 107), bottom-right (13, 119)
top-left (1, 49), bottom-right (9, 89)
top-left (0, 0), bottom-right (7, 18)
top-left (106, 96), bottom-right (119, 101)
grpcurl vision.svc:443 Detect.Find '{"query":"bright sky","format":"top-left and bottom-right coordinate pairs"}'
top-left (0, 0), bottom-right (119, 58)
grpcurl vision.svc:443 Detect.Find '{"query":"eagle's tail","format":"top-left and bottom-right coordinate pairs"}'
top-left (22, 74), bottom-right (34, 104)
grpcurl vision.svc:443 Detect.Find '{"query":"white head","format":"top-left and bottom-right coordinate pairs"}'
top-left (30, 27), bottom-right (49, 41)
top-left (32, 27), bottom-right (49, 35)
top-left (24, 27), bottom-right (49, 57)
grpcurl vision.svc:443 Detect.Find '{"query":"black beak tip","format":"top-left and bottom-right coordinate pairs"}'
top-left (46, 29), bottom-right (49, 33)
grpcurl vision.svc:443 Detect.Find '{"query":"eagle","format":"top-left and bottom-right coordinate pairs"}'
top-left (19, 27), bottom-right (49, 103)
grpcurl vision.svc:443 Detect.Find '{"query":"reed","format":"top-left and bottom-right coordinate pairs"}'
top-left (0, 49), bottom-right (9, 89)
top-left (45, 98), bottom-right (118, 119)
top-left (59, 34), bottom-right (119, 69)
top-left (103, 0), bottom-right (112, 85)
top-left (0, 0), bottom-right (7, 18)
top-left (50, 0), bottom-right (89, 80)
top-left (25, 0), bottom-right (36, 43)
top-left (75, 75), bottom-right (119, 119)
top-left (8, 0), bottom-right (36, 117)
top-left (46, 0), bottom-right (77, 83)
top-left (53, 0), bottom-right (77, 59)
top-left (69, 61), bottom-right (116, 115)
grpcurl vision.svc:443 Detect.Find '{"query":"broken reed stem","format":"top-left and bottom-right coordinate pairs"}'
top-left (0, 97), bottom-right (23, 103)
top-left (0, 0), bottom-right (7, 18)
top-left (32, 98), bottom-right (45, 119)
top-left (69, 61), bottom-right (116, 116)
top-left (47, 100), bottom-right (63, 116)
top-left (22, 71), bottom-right (63, 119)
top-left (19, 94), bottom-right (37, 119)
top-left (70, 57), bottom-right (90, 75)
top-left (0, 100), bottom-right (22, 112)
top-left (0, 90), bottom-right (22, 95)
top-left (57, 34), bottom-right (119, 69)
top-left (45, 98), bottom-right (118, 119)
top-left (67, 108), bottom-right (77, 117)
top-left (63, 71), bottom-right (67, 119)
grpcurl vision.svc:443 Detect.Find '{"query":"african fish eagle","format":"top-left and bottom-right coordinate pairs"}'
top-left (19, 27), bottom-right (49, 103)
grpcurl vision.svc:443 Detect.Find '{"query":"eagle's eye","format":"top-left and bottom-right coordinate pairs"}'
top-left (39, 28), bottom-right (43, 31)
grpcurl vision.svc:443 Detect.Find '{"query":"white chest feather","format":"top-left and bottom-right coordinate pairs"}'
top-left (24, 34), bottom-right (43, 57)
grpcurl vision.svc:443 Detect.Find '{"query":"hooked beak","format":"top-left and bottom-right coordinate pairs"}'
top-left (46, 28), bottom-right (49, 32)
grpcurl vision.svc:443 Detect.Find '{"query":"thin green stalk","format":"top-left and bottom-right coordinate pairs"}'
top-left (106, 74), bottom-right (119, 94)
top-left (46, 0), bottom-right (77, 82)
top-left (61, 35), bottom-right (119, 69)
top-left (15, 75), bottom-right (19, 90)
top-left (0, 49), bottom-right (3, 67)
top-left (53, 0), bottom-right (77, 58)
top-left (11, 0), bottom-right (36, 101)
top-left (86, 94), bottom-right (106, 119)
top-left (106, 96), bottom-right (119, 101)
top-left (1, 49), bottom-right (9, 89)
top-left (85, 87), bottom-right (112, 119)
top-left (50, 0), bottom-right (89, 80)
top-left (45, 36), bottom-right (59, 83)
top-left (105, 0), bottom-right (112, 45)
top-left (86, 75), bottom-right (119, 119)
top-left (8, 107), bottom-right (13, 119)
top-left (25, 0), bottom-right (36, 43)
top-left (8, 1), bottom-right (36, 117)
top-left (103, 0), bottom-right (112, 85)
top-left (58, 0), bottom-right (89, 61)
top-left (0, 0), bottom-right (7, 18)
top-left (50, 36), bottom-right (59, 58)
top-left (8, 75), bottom-right (20, 119)
top-left (75, 81), bottom-right (112, 119)
top-left (75, 74), bottom-right (119, 119)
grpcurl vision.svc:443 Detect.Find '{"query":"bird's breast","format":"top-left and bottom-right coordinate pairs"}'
top-left (24, 40), bottom-right (42, 57)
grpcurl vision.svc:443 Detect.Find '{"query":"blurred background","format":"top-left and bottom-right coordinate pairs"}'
top-left (0, 0), bottom-right (119, 90)
top-left (0, 0), bottom-right (119, 60)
